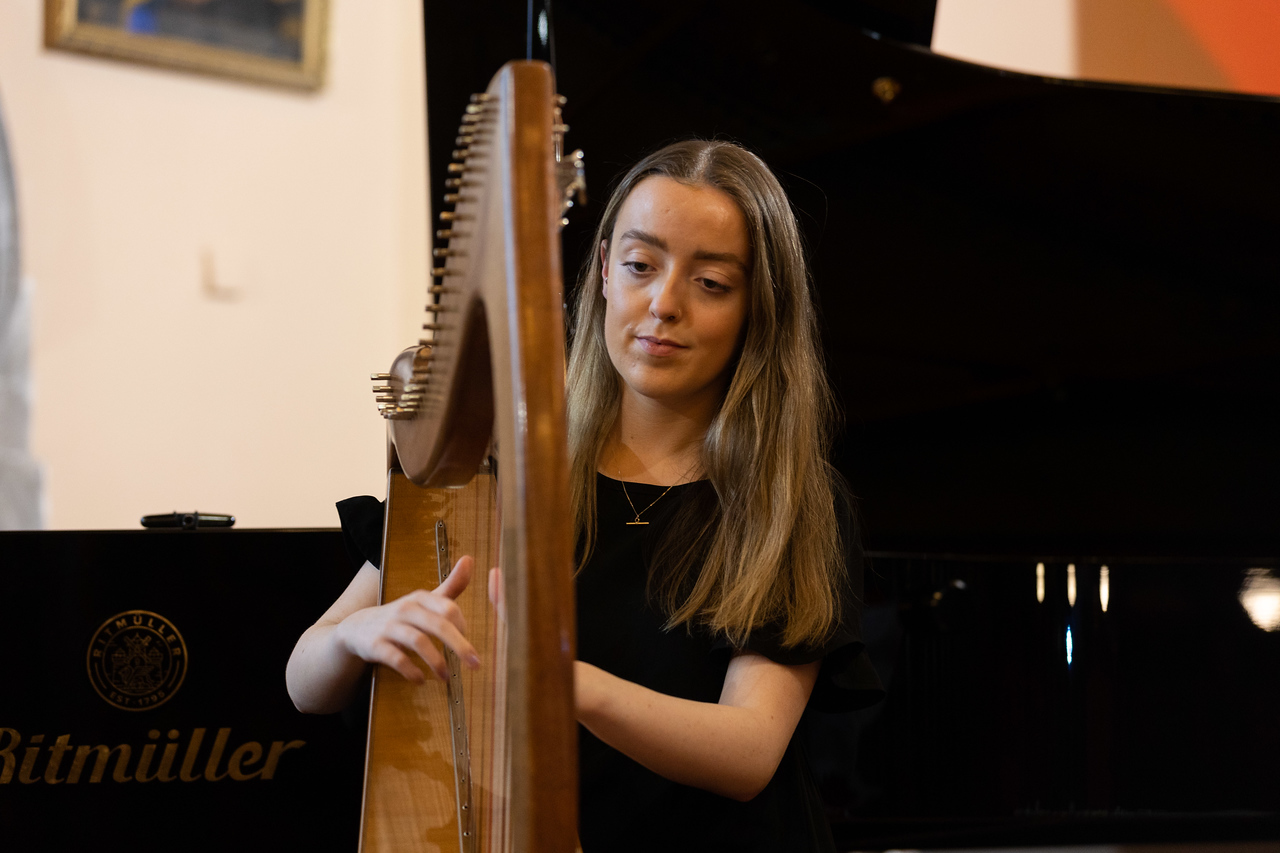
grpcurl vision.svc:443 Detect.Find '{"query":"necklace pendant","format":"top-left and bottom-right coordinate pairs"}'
top-left (626, 519), bottom-right (649, 526)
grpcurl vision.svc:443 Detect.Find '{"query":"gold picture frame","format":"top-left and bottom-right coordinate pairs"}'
top-left (45, 0), bottom-right (328, 92)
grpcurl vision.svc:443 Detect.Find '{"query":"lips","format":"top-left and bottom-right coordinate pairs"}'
top-left (636, 335), bottom-right (685, 356)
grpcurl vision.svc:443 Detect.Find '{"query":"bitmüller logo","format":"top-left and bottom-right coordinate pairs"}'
top-left (86, 611), bottom-right (188, 711)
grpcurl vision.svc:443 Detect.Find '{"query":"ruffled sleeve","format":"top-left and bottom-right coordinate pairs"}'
top-left (711, 481), bottom-right (885, 712)
top-left (335, 495), bottom-right (385, 572)
top-left (714, 620), bottom-right (884, 712)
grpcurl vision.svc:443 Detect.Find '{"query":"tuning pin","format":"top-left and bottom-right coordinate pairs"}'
top-left (464, 104), bottom-right (484, 115)
top-left (370, 372), bottom-right (391, 381)
top-left (470, 93), bottom-right (493, 103)
top-left (444, 178), bottom-right (462, 189)
top-left (432, 267), bottom-right (459, 277)
top-left (443, 193), bottom-right (466, 204)
top-left (436, 229), bottom-right (456, 239)
top-left (375, 395), bottom-right (396, 404)
top-left (447, 164), bottom-right (467, 175)
top-left (428, 285), bottom-right (456, 295)
top-left (422, 322), bottom-right (451, 332)
top-left (439, 211), bottom-right (462, 222)
top-left (461, 113), bottom-right (480, 124)
top-left (455, 135), bottom-right (474, 147)
top-left (371, 385), bottom-right (392, 393)
top-left (555, 94), bottom-right (567, 106)
top-left (432, 248), bottom-right (455, 258)
top-left (553, 123), bottom-right (569, 134)
top-left (452, 149), bottom-right (469, 160)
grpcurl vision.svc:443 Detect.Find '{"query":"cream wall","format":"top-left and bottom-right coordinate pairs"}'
top-left (0, 2), bottom-right (429, 529)
top-left (932, 0), bottom-right (1277, 96)
top-left (933, 0), bottom-right (1078, 78)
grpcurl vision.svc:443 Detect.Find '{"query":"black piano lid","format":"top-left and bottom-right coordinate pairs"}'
top-left (425, 0), bottom-right (1280, 558)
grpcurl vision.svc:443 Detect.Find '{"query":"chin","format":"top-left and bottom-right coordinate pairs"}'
top-left (628, 375), bottom-right (720, 409)
top-left (623, 376), bottom-right (679, 401)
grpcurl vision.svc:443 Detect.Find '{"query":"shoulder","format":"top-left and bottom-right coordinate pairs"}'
top-left (337, 496), bottom-right (385, 572)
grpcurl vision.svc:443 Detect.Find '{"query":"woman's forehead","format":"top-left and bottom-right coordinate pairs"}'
top-left (610, 177), bottom-right (750, 261)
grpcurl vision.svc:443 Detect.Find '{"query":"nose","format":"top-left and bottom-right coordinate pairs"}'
top-left (649, 271), bottom-right (682, 323)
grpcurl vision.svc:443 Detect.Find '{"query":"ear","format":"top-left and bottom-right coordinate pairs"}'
top-left (599, 239), bottom-right (610, 298)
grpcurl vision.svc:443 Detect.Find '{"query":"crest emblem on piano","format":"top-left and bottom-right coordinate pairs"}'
top-left (86, 610), bottom-right (188, 711)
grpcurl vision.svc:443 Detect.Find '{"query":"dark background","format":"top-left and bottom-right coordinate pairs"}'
top-left (423, 0), bottom-right (1280, 557)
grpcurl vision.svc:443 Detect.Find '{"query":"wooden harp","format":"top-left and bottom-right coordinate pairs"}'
top-left (359, 61), bottom-right (581, 853)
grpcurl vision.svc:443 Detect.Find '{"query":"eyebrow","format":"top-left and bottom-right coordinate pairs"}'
top-left (617, 228), bottom-right (749, 272)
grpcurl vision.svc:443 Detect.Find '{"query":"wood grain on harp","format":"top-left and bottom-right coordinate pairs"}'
top-left (359, 61), bottom-right (580, 853)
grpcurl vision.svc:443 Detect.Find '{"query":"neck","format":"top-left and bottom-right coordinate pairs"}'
top-left (602, 388), bottom-right (719, 485)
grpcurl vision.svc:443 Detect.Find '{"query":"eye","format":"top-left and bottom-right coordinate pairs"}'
top-left (621, 261), bottom-right (653, 275)
top-left (700, 277), bottom-right (730, 293)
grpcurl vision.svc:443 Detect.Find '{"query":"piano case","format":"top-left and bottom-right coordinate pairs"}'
top-left (0, 528), bottom-right (365, 852)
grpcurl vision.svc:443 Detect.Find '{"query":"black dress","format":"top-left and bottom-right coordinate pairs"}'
top-left (335, 474), bottom-right (883, 853)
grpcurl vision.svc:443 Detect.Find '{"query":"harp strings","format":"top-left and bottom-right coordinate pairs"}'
top-left (469, 469), bottom-right (510, 852)
top-left (490, 470), bottom-right (511, 852)
top-left (469, 471), bottom-right (489, 852)
top-left (467, 477), bottom-right (484, 852)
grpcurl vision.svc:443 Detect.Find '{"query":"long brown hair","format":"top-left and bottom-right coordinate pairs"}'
top-left (566, 140), bottom-right (846, 649)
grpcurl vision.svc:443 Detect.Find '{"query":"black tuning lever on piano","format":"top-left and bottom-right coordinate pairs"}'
top-left (140, 511), bottom-right (236, 530)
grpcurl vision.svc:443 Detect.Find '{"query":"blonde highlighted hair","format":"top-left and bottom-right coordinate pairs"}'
top-left (566, 140), bottom-right (847, 649)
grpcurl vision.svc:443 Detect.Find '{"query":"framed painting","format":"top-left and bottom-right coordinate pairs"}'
top-left (44, 0), bottom-right (328, 91)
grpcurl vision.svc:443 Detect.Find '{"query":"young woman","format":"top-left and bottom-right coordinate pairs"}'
top-left (286, 140), bottom-right (882, 852)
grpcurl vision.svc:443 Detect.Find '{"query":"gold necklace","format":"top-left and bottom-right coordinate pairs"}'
top-left (618, 465), bottom-right (694, 526)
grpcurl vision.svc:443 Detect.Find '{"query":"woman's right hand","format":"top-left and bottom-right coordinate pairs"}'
top-left (336, 554), bottom-right (481, 683)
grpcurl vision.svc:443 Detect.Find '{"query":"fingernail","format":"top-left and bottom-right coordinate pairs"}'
top-left (466, 653), bottom-right (481, 668)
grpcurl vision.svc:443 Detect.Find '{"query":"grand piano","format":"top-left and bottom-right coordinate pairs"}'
top-left (3, 1), bottom-right (1278, 849)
